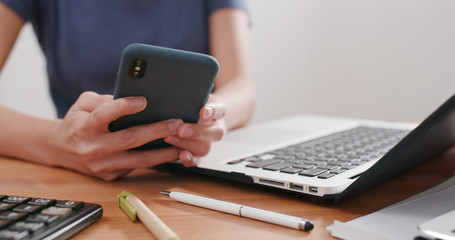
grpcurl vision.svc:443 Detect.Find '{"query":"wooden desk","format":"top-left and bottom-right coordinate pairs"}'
top-left (1, 151), bottom-right (454, 240)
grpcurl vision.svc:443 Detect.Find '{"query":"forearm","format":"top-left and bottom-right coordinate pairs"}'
top-left (0, 4), bottom-right (59, 165)
top-left (0, 104), bottom-right (60, 165)
top-left (209, 8), bottom-right (255, 130)
top-left (213, 77), bottom-right (255, 130)
top-left (0, 2), bottom-right (24, 70)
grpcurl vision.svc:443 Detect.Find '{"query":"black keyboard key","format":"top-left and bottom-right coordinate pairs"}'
top-left (0, 220), bottom-right (10, 229)
top-left (41, 207), bottom-right (72, 218)
top-left (292, 163), bottom-right (315, 169)
top-left (317, 162), bottom-right (339, 169)
top-left (246, 159), bottom-right (280, 168)
top-left (2, 197), bottom-right (29, 205)
top-left (0, 229), bottom-right (29, 240)
top-left (55, 200), bottom-right (84, 210)
top-left (330, 168), bottom-right (347, 175)
top-left (0, 212), bottom-right (26, 221)
top-left (318, 172), bottom-right (336, 179)
top-left (280, 167), bottom-right (303, 174)
top-left (263, 162), bottom-right (292, 171)
top-left (298, 168), bottom-right (327, 177)
top-left (0, 203), bottom-right (15, 211)
top-left (28, 198), bottom-right (56, 207)
top-left (276, 156), bottom-right (295, 161)
top-left (9, 221), bottom-right (45, 232)
top-left (26, 214), bottom-right (59, 225)
top-left (12, 205), bottom-right (42, 214)
top-left (302, 160), bottom-right (321, 165)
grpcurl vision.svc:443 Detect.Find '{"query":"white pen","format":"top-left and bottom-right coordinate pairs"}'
top-left (160, 191), bottom-right (314, 231)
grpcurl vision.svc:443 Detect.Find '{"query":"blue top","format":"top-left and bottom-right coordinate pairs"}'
top-left (0, 0), bottom-right (247, 117)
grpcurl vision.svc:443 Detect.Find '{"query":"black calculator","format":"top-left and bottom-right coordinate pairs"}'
top-left (0, 195), bottom-right (102, 240)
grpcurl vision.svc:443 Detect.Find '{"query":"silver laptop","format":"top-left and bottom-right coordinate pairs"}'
top-left (418, 209), bottom-right (455, 240)
top-left (179, 94), bottom-right (455, 201)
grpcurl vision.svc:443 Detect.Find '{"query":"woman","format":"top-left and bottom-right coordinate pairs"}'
top-left (0, 0), bottom-right (255, 180)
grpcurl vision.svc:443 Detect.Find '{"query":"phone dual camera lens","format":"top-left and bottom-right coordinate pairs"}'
top-left (129, 59), bottom-right (147, 79)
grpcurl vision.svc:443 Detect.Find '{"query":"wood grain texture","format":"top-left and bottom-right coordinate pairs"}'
top-left (1, 150), bottom-right (454, 240)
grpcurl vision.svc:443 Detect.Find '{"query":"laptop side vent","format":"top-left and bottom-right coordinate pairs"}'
top-left (259, 178), bottom-right (285, 187)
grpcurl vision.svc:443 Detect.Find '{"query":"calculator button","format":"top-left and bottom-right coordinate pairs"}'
top-left (12, 204), bottom-right (42, 213)
top-left (0, 220), bottom-right (10, 229)
top-left (0, 212), bottom-right (27, 221)
top-left (55, 201), bottom-right (84, 210)
top-left (41, 207), bottom-right (72, 218)
top-left (26, 214), bottom-right (59, 224)
top-left (10, 221), bottom-right (45, 232)
top-left (2, 197), bottom-right (29, 204)
top-left (0, 203), bottom-right (15, 211)
top-left (0, 229), bottom-right (29, 240)
top-left (28, 198), bottom-right (56, 206)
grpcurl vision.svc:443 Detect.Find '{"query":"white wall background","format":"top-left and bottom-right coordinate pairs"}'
top-left (1, 0), bottom-right (454, 123)
top-left (0, 23), bottom-right (53, 118)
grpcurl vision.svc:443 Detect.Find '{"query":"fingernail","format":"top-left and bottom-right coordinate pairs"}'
top-left (168, 119), bottom-right (183, 132)
top-left (180, 125), bottom-right (194, 138)
top-left (184, 152), bottom-right (192, 162)
top-left (165, 135), bottom-right (179, 143)
top-left (203, 106), bottom-right (213, 119)
top-left (130, 97), bottom-right (146, 109)
top-left (183, 152), bottom-right (200, 166)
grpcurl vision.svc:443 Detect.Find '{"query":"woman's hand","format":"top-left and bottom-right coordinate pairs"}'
top-left (51, 91), bottom-right (185, 181)
top-left (164, 94), bottom-right (227, 167)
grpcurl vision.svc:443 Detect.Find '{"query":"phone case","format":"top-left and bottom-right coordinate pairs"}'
top-left (109, 43), bottom-right (219, 149)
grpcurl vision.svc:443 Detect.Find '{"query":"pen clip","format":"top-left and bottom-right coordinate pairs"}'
top-left (117, 190), bottom-right (137, 222)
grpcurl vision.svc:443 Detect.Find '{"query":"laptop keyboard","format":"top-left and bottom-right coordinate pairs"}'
top-left (227, 126), bottom-right (409, 179)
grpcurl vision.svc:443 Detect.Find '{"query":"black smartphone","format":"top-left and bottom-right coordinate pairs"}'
top-left (109, 43), bottom-right (219, 149)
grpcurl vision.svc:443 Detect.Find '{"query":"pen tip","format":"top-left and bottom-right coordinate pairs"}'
top-left (160, 191), bottom-right (171, 196)
top-left (299, 219), bottom-right (314, 231)
top-left (304, 221), bottom-right (314, 231)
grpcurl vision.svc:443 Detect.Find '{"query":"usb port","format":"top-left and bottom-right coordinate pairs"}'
top-left (290, 183), bottom-right (304, 191)
top-left (308, 186), bottom-right (318, 193)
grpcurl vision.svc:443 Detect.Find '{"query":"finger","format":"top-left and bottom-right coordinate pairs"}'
top-left (71, 91), bottom-right (113, 113)
top-left (100, 119), bottom-right (183, 152)
top-left (93, 169), bottom-right (133, 181)
top-left (164, 135), bottom-right (211, 157)
top-left (179, 150), bottom-right (200, 167)
top-left (200, 102), bottom-right (227, 121)
top-left (198, 116), bottom-right (217, 126)
top-left (87, 96), bottom-right (147, 130)
top-left (178, 123), bottom-right (225, 142)
top-left (87, 147), bottom-right (180, 179)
